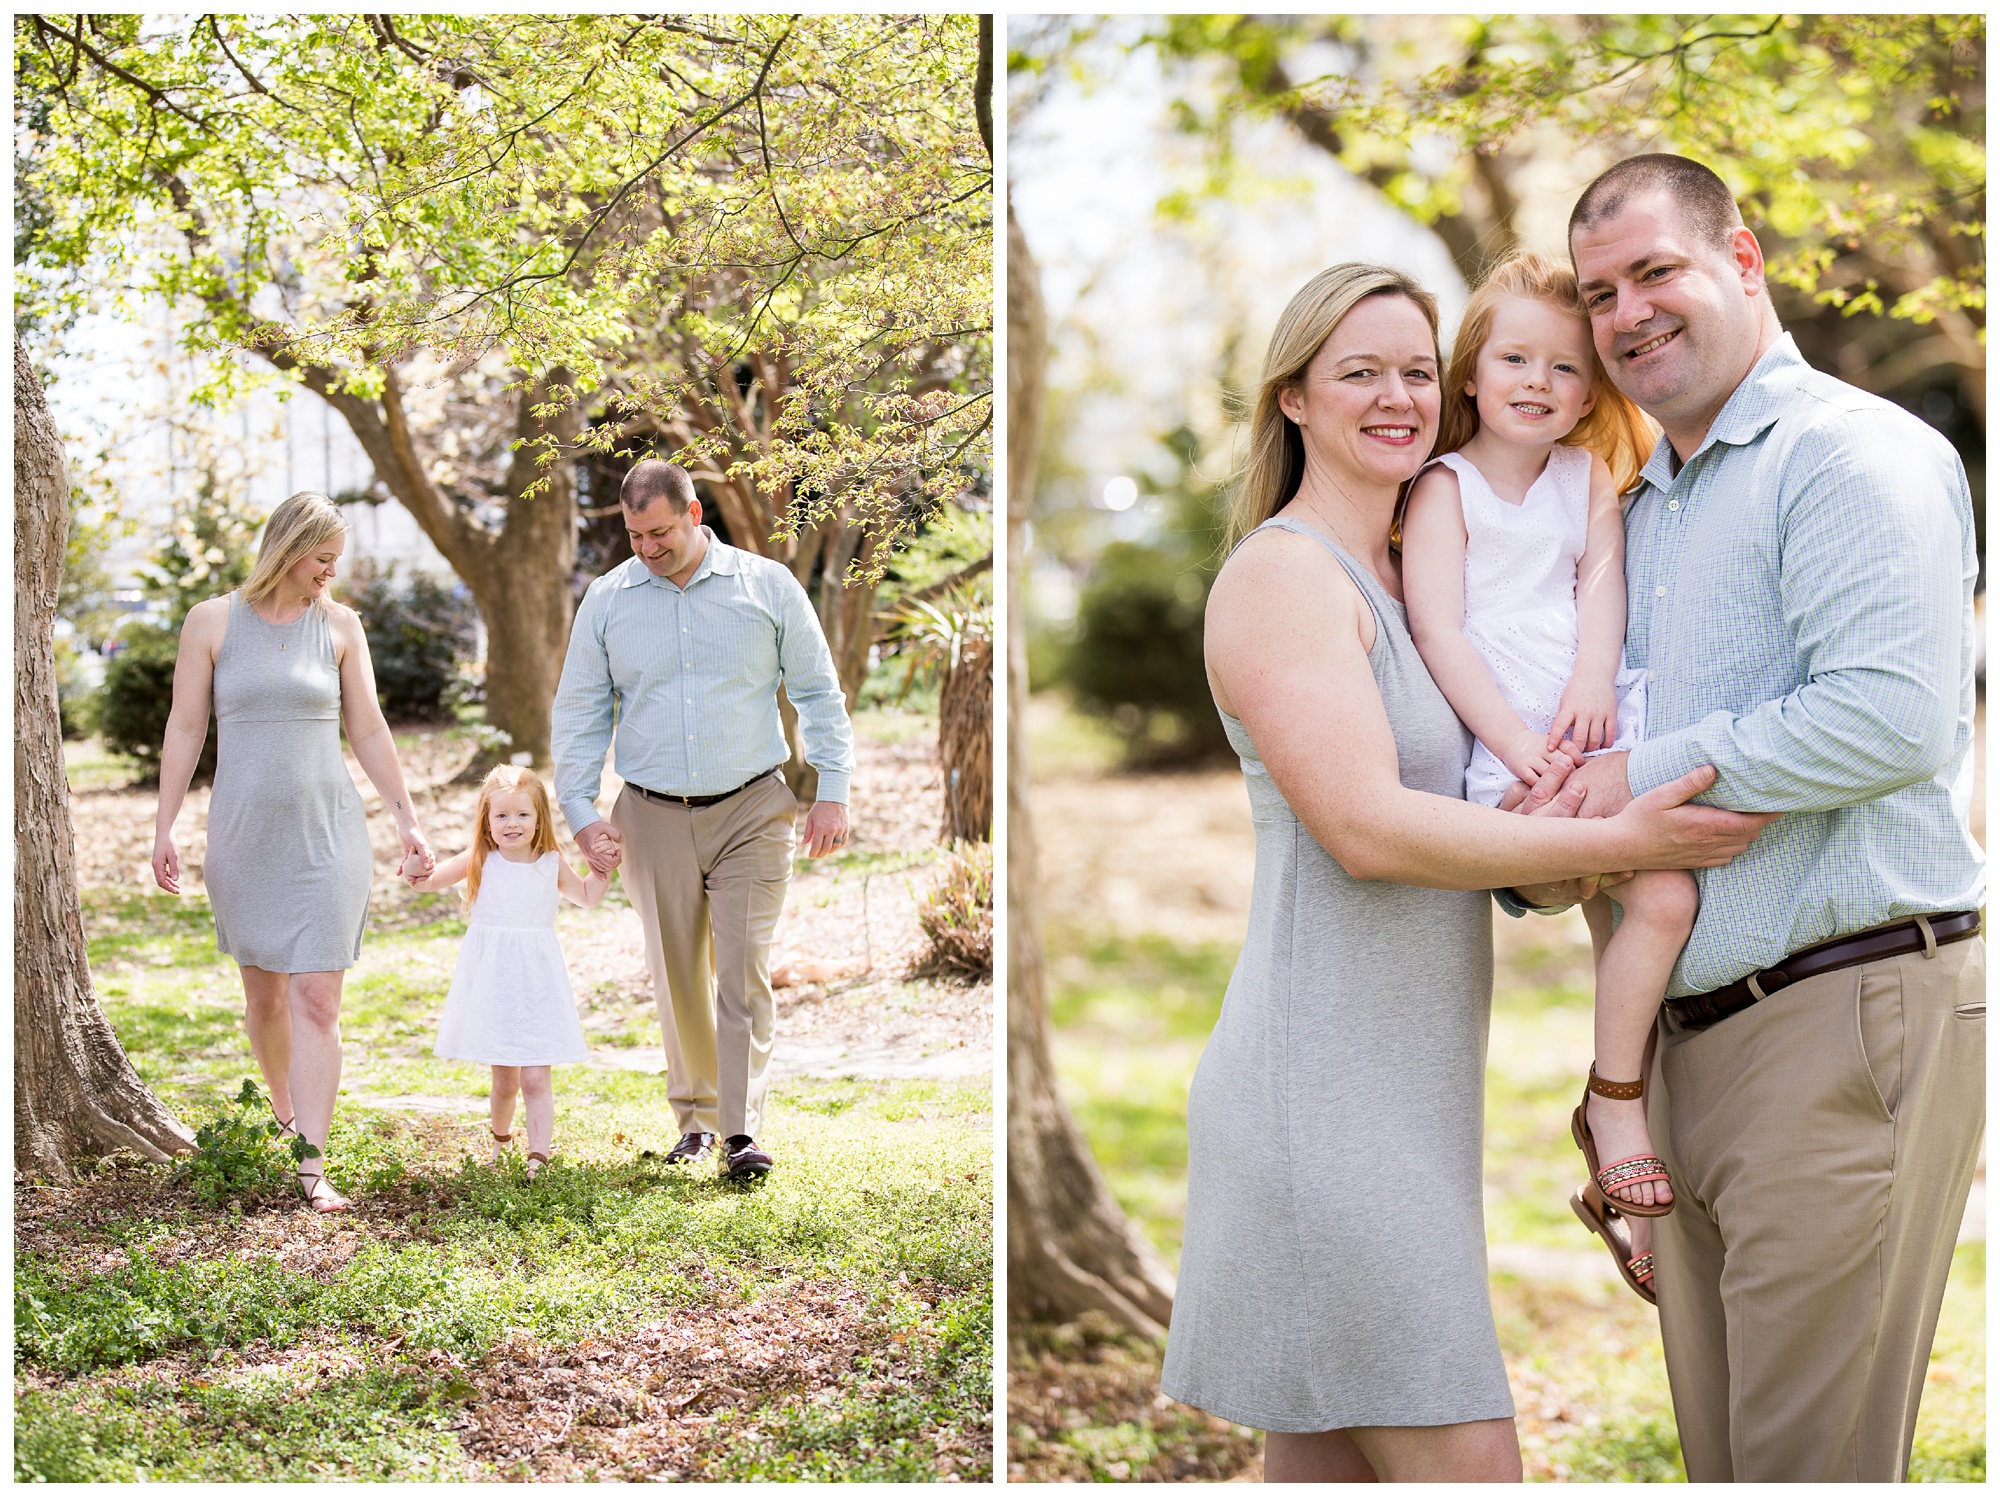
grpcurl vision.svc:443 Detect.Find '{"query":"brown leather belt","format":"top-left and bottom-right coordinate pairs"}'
top-left (628, 766), bottom-right (781, 810)
top-left (1665, 911), bottom-right (1982, 1032)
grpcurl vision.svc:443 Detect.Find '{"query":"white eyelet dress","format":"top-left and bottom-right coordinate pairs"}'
top-left (433, 851), bottom-right (590, 1066)
top-left (1437, 443), bottom-right (1646, 808)
top-left (1160, 517), bottom-right (1510, 1434)
top-left (205, 592), bottom-right (371, 972)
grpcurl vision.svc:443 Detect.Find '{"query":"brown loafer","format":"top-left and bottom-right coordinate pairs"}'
top-left (723, 1136), bottom-right (772, 1180)
top-left (665, 1131), bottom-right (716, 1166)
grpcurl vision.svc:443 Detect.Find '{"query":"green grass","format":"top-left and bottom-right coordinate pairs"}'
top-left (1037, 918), bottom-right (1986, 1482)
top-left (23, 887), bottom-right (992, 1481)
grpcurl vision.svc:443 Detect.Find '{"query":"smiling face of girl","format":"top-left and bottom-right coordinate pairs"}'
top-left (1465, 295), bottom-right (1598, 447)
top-left (486, 787), bottom-right (540, 856)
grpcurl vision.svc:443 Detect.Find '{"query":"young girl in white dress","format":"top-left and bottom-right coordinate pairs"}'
top-left (405, 765), bottom-right (606, 1179)
top-left (1403, 251), bottom-right (1694, 1301)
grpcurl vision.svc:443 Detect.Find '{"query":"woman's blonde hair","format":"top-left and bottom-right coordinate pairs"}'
top-left (242, 491), bottom-right (348, 606)
top-left (465, 764), bottom-right (560, 910)
top-left (1435, 251), bottom-right (1657, 495)
top-left (1229, 264), bottom-right (1441, 550)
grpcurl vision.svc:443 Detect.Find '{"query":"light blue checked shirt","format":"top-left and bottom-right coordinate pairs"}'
top-left (1518, 335), bottom-right (1983, 996)
top-left (551, 531), bottom-right (854, 835)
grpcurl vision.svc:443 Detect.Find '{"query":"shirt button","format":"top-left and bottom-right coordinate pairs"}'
top-left (1655, 585), bottom-right (1667, 598)
top-left (1667, 499), bottom-right (1681, 511)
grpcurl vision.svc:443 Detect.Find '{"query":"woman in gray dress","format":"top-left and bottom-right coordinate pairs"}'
top-left (151, 492), bottom-right (434, 1213)
top-left (1159, 266), bottom-right (1773, 1480)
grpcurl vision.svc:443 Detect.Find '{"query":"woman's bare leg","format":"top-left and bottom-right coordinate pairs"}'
top-left (1265, 1429), bottom-right (1377, 1482)
top-left (1266, 1418), bottom-right (1519, 1482)
top-left (237, 965), bottom-right (294, 1124)
top-left (286, 970), bottom-right (348, 1206)
top-left (1586, 869), bottom-right (1698, 1211)
top-left (1350, 1418), bottom-right (1521, 1482)
top-left (519, 1067), bottom-right (555, 1174)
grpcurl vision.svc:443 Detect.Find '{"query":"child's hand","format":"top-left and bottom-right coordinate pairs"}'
top-left (400, 849), bottom-right (432, 885)
top-left (1501, 728), bottom-right (1571, 788)
top-left (1548, 678), bottom-right (1620, 754)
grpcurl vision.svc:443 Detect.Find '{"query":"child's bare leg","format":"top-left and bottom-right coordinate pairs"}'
top-left (1587, 869), bottom-right (1698, 1210)
top-left (489, 1066), bottom-right (521, 1160)
top-left (520, 1067), bottom-right (555, 1174)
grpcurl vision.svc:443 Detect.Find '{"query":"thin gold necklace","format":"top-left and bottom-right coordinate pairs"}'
top-left (252, 596), bottom-right (309, 652)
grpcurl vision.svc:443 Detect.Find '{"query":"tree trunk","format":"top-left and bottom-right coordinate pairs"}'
top-left (1004, 210), bottom-right (1178, 1337)
top-left (940, 634), bottom-right (992, 843)
top-left (15, 336), bottom-right (194, 1178)
top-left (304, 364), bottom-right (579, 769)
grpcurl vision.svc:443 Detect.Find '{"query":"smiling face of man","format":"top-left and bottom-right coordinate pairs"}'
top-left (1570, 187), bottom-right (1778, 458)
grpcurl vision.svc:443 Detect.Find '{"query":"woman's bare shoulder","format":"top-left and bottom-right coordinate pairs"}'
top-left (179, 595), bottom-right (233, 645)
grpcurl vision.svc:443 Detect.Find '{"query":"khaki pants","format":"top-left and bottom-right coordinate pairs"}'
top-left (611, 775), bottom-right (797, 1139)
top-left (1648, 936), bottom-right (1985, 1481)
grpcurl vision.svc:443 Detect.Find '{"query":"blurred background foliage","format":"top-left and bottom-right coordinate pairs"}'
top-left (1014, 13), bottom-right (1983, 768)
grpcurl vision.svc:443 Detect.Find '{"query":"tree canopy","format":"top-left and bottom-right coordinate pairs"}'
top-left (19, 13), bottom-right (992, 566)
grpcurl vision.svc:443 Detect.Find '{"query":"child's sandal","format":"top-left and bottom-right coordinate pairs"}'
top-left (525, 1151), bottom-right (549, 1182)
top-left (489, 1128), bottom-right (513, 1165)
top-left (1571, 1066), bottom-right (1675, 1217)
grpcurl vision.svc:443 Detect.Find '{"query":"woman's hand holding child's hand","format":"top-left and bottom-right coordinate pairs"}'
top-left (1548, 677), bottom-right (1619, 755)
top-left (401, 848), bottom-right (435, 886)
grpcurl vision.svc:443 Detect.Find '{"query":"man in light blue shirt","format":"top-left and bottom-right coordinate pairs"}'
top-left (1513, 155), bottom-right (1983, 1481)
top-left (552, 460), bottom-right (854, 1180)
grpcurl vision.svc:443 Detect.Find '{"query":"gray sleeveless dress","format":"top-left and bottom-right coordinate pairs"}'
top-left (204, 593), bottom-right (372, 972)
top-left (1160, 518), bottom-right (1509, 1432)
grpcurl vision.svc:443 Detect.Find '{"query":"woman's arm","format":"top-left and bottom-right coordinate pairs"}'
top-left (151, 598), bottom-right (228, 893)
top-left (408, 848), bottom-right (473, 891)
top-left (331, 605), bottom-right (430, 868)
top-left (1550, 452), bottom-right (1628, 752)
top-left (1401, 467), bottom-right (1564, 787)
top-left (557, 857), bottom-right (610, 908)
top-left (1206, 530), bottom-right (1772, 890)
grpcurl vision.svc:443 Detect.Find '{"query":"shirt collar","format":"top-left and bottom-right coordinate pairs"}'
top-left (616, 527), bottom-right (740, 589)
top-left (1638, 333), bottom-right (1808, 491)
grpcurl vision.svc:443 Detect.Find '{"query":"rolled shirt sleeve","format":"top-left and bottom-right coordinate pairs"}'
top-left (772, 571), bottom-right (855, 805)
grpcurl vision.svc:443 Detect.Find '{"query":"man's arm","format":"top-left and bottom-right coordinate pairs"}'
top-left (550, 582), bottom-right (618, 838)
top-left (770, 570), bottom-right (855, 807)
top-left (1628, 418), bottom-right (1968, 812)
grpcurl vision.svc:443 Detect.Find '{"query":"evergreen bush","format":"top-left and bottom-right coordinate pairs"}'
top-left (338, 562), bottom-right (480, 722)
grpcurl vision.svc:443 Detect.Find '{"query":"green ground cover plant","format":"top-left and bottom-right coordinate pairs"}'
top-left (23, 727), bottom-right (992, 1481)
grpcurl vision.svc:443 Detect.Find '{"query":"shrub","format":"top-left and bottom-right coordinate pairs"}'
top-left (913, 842), bottom-right (993, 980)
top-left (172, 1080), bottom-right (317, 1207)
top-left (96, 624), bottom-right (213, 782)
top-left (1054, 428), bottom-right (1231, 768)
top-left (338, 562), bottom-right (480, 722)
top-left (54, 635), bottom-right (97, 740)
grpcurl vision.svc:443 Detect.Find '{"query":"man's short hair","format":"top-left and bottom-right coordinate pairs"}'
top-left (621, 459), bottom-right (696, 514)
top-left (1569, 153), bottom-right (1744, 254)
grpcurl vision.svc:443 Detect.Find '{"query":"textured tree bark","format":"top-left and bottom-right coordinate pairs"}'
top-left (1004, 210), bottom-right (1178, 1338)
top-left (939, 634), bottom-right (992, 843)
top-left (15, 336), bottom-right (194, 1179)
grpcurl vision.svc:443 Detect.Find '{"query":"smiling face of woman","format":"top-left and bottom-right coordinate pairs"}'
top-left (1278, 293), bottom-right (1441, 497)
top-left (284, 533), bottom-right (347, 600)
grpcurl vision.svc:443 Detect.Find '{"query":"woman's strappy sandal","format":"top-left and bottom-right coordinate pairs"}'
top-left (525, 1151), bottom-right (549, 1182)
top-left (1571, 1066), bottom-right (1674, 1217)
top-left (489, 1127), bottom-right (514, 1166)
top-left (1570, 1187), bottom-right (1657, 1305)
top-left (294, 1169), bottom-right (352, 1215)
